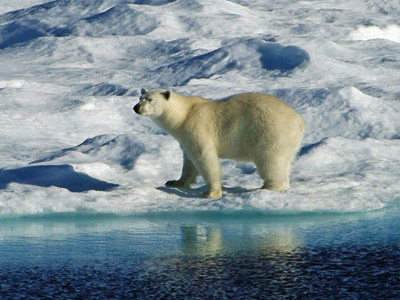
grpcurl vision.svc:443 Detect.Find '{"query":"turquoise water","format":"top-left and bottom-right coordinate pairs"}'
top-left (1, 205), bottom-right (399, 299)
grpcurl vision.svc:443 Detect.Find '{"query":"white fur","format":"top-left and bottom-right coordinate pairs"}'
top-left (134, 89), bottom-right (305, 198)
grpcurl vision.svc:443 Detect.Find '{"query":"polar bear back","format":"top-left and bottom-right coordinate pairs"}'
top-left (184, 93), bottom-right (305, 161)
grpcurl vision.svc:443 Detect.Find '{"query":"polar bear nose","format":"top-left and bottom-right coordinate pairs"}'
top-left (133, 104), bottom-right (140, 114)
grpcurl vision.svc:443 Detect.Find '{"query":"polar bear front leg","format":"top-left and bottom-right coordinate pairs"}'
top-left (193, 147), bottom-right (222, 199)
top-left (166, 154), bottom-right (199, 188)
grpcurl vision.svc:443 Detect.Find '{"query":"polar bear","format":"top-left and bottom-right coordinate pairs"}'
top-left (133, 89), bottom-right (305, 198)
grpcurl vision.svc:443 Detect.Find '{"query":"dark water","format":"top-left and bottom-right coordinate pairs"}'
top-left (1, 206), bottom-right (400, 299)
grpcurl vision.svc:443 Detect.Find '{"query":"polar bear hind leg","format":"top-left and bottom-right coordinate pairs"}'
top-left (257, 127), bottom-right (303, 191)
top-left (256, 154), bottom-right (291, 192)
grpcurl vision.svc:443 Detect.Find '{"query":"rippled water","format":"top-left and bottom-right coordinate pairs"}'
top-left (1, 207), bottom-right (400, 299)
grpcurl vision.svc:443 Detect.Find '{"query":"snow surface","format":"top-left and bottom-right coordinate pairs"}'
top-left (0, 0), bottom-right (399, 216)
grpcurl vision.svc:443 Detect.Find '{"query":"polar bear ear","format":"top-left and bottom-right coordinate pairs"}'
top-left (141, 88), bottom-right (148, 95)
top-left (162, 90), bottom-right (171, 100)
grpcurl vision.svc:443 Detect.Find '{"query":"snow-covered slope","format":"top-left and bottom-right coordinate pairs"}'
top-left (1, 0), bottom-right (399, 216)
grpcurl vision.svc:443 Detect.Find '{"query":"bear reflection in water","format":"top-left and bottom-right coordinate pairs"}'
top-left (180, 225), bottom-right (302, 257)
top-left (147, 224), bottom-right (306, 297)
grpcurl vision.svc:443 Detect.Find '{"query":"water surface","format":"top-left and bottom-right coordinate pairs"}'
top-left (1, 206), bottom-right (399, 299)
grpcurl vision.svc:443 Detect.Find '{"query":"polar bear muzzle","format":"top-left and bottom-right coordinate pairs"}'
top-left (133, 103), bottom-right (141, 114)
top-left (161, 90), bottom-right (171, 100)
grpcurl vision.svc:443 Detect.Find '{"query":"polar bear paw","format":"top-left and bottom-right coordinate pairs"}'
top-left (262, 180), bottom-right (289, 192)
top-left (166, 180), bottom-right (182, 187)
top-left (203, 189), bottom-right (222, 199)
top-left (165, 180), bottom-right (191, 188)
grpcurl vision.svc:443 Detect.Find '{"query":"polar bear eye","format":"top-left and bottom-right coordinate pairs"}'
top-left (147, 98), bottom-right (153, 102)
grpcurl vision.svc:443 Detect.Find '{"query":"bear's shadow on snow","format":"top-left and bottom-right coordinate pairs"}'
top-left (157, 186), bottom-right (204, 198)
top-left (158, 186), bottom-right (257, 198)
top-left (0, 165), bottom-right (118, 192)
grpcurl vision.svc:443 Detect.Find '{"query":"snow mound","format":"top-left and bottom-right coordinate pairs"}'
top-left (0, 164), bottom-right (118, 193)
top-left (76, 4), bottom-right (158, 37)
top-left (296, 86), bottom-right (400, 143)
top-left (156, 38), bottom-right (310, 86)
top-left (0, 2), bottom-right (158, 48)
top-left (31, 134), bottom-right (147, 171)
top-left (79, 83), bottom-right (129, 96)
top-left (349, 25), bottom-right (400, 43)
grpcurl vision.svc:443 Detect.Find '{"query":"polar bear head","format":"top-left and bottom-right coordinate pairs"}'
top-left (133, 88), bottom-right (171, 118)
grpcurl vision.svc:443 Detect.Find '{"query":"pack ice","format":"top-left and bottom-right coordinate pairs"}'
top-left (0, 0), bottom-right (399, 216)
